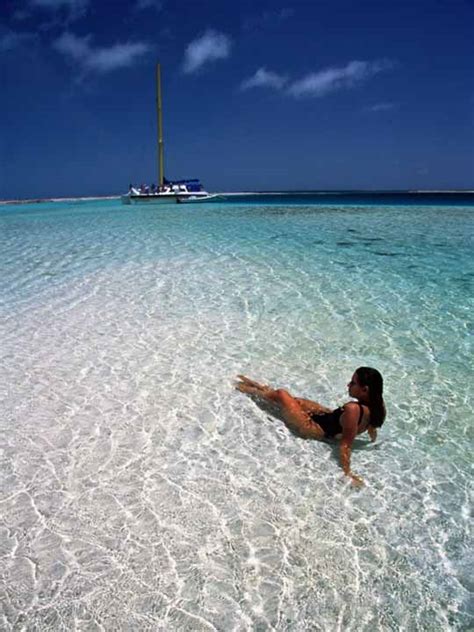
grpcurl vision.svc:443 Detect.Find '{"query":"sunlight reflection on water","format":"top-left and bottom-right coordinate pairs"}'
top-left (1, 200), bottom-right (472, 630)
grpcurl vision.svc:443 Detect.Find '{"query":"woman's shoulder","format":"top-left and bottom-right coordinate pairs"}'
top-left (341, 401), bottom-right (363, 412)
top-left (342, 402), bottom-right (369, 422)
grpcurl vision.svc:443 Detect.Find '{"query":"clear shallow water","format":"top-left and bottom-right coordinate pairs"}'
top-left (1, 199), bottom-right (472, 630)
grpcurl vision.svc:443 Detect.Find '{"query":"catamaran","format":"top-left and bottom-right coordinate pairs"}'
top-left (122, 64), bottom-right (217, 205)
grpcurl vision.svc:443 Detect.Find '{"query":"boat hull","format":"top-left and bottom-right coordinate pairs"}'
top-left (121, 191), bottom-right (213, 205)
top-left (122, 193), bottom-right (178, 205)
top-left (176, 194), bottom-right (222, 204)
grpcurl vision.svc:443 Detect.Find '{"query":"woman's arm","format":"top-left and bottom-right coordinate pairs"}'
top-left (367, 425), bottom-right (377, 442)
top-left (339, 404), bottom-right (364, 486)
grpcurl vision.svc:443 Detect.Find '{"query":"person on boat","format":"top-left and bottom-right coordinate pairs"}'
top-left (236, 367), bottom-right (386, 486)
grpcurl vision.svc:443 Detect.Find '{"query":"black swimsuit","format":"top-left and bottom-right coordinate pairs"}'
top-left (309, 403), bottom-right (365, 438)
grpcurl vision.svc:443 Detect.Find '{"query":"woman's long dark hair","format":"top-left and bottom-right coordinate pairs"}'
top-left (356, 367), bottom-right (386, 427)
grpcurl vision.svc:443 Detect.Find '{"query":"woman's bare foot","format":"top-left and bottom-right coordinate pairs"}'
top-left (236, 375), bottom-right (271, 391)
top-left (235, 382), bottom-right (264, 396)
top-left (235, 375), bottom-right (272, 397)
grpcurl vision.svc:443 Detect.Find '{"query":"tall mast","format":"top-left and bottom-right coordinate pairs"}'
top-left (156, 63), bottom-right (164, 187)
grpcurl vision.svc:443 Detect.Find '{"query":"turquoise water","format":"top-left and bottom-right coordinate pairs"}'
top-left (1, 199), bottom-right (472, 630)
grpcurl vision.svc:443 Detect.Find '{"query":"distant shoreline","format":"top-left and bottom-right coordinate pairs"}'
top-left (0, 195), bottom-right (121, 206)
top-left (1, 190), bottom-right (473, 206)
top-left (222, 190), bottom-right (474, 196)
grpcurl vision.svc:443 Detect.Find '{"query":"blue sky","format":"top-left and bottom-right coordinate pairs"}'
top-left (1, 0), bottom-right (473, 198)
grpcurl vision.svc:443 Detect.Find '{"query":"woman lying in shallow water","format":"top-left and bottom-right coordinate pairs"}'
top-left (236, 367), bottom-right (386, 486)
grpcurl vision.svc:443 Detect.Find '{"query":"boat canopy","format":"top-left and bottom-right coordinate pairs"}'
top-left (164, 178), bottom-right (203, 192)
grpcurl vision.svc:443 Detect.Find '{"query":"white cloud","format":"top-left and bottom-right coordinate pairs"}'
top-left (240, 67), bottom-right (287, 91)
top-left (86, 42), bottom-right (150, 73)
top-left (183, 30), bottom-right (231, 74)
top-left (54, 31), bottom-right (90, 60)
top-left (53, 32), bottom-right (150, 74)
top-left (288, 59), bottom-right (394, 98)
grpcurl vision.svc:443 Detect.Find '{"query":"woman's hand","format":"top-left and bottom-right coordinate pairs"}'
top-left (368, 425), bottom-right (377, 442)
top-left (347, 472), bottom-right (364, 487)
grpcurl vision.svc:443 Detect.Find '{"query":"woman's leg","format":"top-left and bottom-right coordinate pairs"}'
top-left (271, 389), bottom-right (326, 439)
top-left (236, 377), bottom-right (325, 440)
top-left (237, 376), bottom-right (331, 415)
top-left (294, 398), bottom-right (332, 415)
